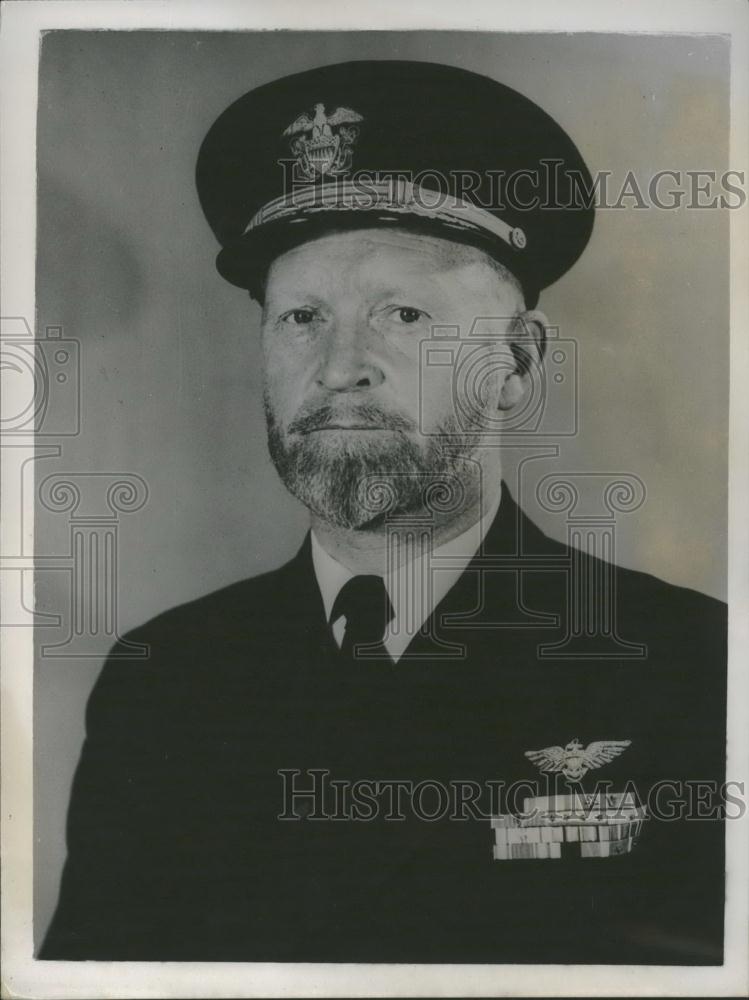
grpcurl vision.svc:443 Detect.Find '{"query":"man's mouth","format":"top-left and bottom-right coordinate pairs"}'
top-left (287, 405), bottom-right (414, 437)
top-left (306, 423), bottom-right (392, 432)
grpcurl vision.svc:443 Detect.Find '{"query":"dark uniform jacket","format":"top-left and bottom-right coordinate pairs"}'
top-left (40, 484), bottom-right (726, 964)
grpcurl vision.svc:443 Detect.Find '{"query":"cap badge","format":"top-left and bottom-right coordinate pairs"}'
top-left (283, 103), bottom-right (363, 180)
top-left (524, 738), bottom-right (631, 782)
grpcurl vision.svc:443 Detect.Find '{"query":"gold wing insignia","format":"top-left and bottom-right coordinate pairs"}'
top-left (525, 738), bottom-right (632, 780)
top-left (524, 746), bottom-right (568, 772)
top-left (581, 740), bottom-right (631, 768)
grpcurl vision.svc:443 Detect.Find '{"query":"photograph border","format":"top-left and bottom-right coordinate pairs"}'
top-left (2, 1), bottom-right (748, 997)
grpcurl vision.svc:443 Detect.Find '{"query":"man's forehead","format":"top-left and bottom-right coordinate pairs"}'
top-left (267, 228), bottom-right (509, 283)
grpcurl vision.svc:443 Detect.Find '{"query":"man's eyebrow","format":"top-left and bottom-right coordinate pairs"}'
top-left (265, 292), bottom-right (327, 309)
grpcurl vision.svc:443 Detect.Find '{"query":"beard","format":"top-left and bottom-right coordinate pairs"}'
top-left (264, 392), bottom-right (487, 531)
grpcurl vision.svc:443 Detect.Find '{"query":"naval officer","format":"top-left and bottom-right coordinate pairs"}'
top-left (40, 60), bottom-right (727, 965)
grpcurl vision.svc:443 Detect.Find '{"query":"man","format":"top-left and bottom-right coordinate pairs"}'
top-left (40, 60), bottom-right (726, 964)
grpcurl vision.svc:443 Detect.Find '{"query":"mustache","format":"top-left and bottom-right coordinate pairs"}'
top-left (287, 403), bottom-right (415, 435)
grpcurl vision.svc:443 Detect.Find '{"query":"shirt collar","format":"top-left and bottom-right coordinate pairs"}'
top-left (311, 488), bottom-right (501, 657)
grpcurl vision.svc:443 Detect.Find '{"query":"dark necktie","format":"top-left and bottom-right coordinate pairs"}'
top-left (330, 575), bottom-right (395, 663)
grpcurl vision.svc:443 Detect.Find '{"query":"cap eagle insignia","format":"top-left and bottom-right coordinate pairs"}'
top-left (524, 739), bottom-right (631, 782)
top-left (283, 102), bottom-right (363, 180)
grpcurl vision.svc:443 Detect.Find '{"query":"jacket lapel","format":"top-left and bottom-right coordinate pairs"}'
top-left (281, 481), bottom-right (567, 665)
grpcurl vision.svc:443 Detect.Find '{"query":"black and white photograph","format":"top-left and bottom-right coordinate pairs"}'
top-left (1, 1), bottom-right (748, 997)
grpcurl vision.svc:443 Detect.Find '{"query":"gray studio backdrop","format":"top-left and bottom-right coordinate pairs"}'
top-left (34, 31), bottom-right (729, 945)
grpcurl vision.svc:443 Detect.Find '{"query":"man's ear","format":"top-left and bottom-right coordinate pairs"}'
top-left (497, 309), bottom-right (549, 411)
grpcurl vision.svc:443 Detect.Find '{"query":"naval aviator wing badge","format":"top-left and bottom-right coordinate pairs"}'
top-left (490, 738), bottom-right (646, 860)
top-left (524, 738), bottom-right (631, 781)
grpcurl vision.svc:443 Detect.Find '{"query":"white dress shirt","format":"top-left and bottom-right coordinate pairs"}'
top-left (311, 490), bottom-right (501, 662)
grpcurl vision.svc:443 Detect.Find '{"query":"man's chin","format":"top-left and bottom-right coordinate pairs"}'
top-left (273, 453), bottom-right (425, 531)
top-left (267, 422), bottom-right (478, 530)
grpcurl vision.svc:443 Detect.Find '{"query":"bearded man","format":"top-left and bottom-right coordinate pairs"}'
top-left (40, 60), bottom-right (727, 965)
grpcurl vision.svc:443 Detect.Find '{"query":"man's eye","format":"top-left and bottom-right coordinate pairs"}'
top-left (394, 307), bottom-right (425, 324)
top-left (281, 309), bottom-right (316, 325)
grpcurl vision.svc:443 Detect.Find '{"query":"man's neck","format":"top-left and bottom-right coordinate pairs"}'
top-left (310, 464), bottom-right (503, 576)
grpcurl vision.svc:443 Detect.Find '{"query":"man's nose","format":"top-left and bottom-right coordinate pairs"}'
top-left (315, 321), bottom-right (385, 392)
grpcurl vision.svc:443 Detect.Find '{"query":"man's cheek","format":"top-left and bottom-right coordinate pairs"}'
top-left (418, 373), bottom-right (455, 434)
top-left (264, 368), bottom-right (297, 412)
top-left (269, 352), bottom-right (314, 393)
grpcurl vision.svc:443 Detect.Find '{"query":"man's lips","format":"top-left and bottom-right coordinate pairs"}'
top-left (305, 423), bottom-right (393, 431)
top-left (287, 405), bottom-right (415, 436)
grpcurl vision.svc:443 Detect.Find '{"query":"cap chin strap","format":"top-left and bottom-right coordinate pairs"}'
top-left (243, 179), bottom-right (527, 253)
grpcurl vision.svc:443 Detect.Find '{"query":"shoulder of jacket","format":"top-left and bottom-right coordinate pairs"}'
top-left (521, 501), bottom-right (726, 622)
top-left (123, 554), bottom-right (304, 643)
top-left (85, 553), bottom-right (308, 714)
top-left (611, 559), bottom-right (726, 623)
